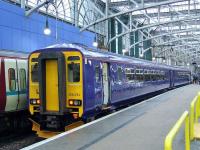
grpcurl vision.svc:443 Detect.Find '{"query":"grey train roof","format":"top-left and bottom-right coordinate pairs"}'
top-left (0, 50), bottom-right (29, 58)
top-left (45, 43), bottom-right (190, 72)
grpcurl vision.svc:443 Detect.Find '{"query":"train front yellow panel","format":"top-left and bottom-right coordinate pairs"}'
top-left (63, 51), bottom-right (83, 117)
top-left (29, 53), bottom-right (39, 99)
top-left (45, 60), bottom-right (59, 112)
top-left (29, 51), bottom-right (83, 117)
top-left (29, 53), bottom-right (40, 115)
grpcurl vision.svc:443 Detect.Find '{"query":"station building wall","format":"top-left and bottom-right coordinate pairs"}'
top-left (0, 1), bottom-right (95, 53)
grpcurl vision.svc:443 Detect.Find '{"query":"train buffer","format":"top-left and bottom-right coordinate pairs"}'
top-left (22, 85), bottom-right (200, 150)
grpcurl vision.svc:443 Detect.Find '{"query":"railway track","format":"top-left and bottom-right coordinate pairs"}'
top-left (0, 131), bottom-right (43, 150)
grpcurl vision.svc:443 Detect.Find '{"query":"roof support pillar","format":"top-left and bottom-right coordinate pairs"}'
top-left (105, 0), bottom-right (110, 50)
top-left (20, 0), bottom-right (25, 9)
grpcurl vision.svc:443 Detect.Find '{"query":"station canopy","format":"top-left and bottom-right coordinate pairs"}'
top-left (9, 0), bottom-right (200, 65)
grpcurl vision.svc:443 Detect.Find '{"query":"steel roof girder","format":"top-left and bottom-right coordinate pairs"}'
top-left (25, 0), bottom-right (54, 17)
top-left (108, 15), bottom-right (200, 45)
top-left (80, 0), bottom-right (185, 31)
top-left (143, 37), bottom-right (200, 55)
top-left (129, 28), bottom-right (200, 49)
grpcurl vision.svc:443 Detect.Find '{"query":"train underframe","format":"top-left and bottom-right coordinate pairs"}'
top-left (0, 110), bottom-right (31, 134)
top-left (30, 113), bottom-right (84, 138)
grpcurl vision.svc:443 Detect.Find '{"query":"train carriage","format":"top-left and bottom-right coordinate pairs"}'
top-left (28, 43), bottom-right (191, 134)
top-left (0, 51), bottom-right (28, 132)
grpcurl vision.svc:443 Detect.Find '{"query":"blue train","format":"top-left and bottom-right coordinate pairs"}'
top-left (28, 43), bottom-right (191, 135)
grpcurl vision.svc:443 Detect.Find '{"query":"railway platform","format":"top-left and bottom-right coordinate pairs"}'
top-left (23, 85), bottom-right (200, 150)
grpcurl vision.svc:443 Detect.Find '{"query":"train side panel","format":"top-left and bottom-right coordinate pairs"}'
top-left (83, 58), bottom-right (190, 117)
top-left (64, 51), bottom-right (84, 117)
top-left (110, 62), bottom-right (171, 104)
top-left (173, 70), bottom-right (191, 87)
top-left (83, 59), bottom-right (103, 117)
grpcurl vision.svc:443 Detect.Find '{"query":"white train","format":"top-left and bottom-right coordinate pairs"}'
top-left (0, 50), bottom-right (28, 132)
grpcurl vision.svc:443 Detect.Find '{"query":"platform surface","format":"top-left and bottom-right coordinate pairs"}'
top-left (23, 85), bottom-right (200, 150)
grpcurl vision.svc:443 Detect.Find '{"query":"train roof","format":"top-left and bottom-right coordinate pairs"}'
top-left (34, 43), bottom-right (190, 72)
top-left (0, 50), bottom-right (29, 59)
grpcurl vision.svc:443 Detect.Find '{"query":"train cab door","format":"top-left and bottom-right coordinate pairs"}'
top-left (17, 59), bottom-right (27, 110)
top-left (102, 63), bottom-right (109, 105)
top-left (4, 58), bottom-right (19, 111)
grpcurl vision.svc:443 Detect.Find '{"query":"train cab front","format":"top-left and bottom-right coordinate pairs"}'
top-left (29, 50), bottom-right (83, 133)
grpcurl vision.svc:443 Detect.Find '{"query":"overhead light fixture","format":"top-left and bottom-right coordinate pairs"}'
top-left (93, 41), bottom-right (98, 47)
top-left (187, 63), bottom-right (190, 66)
top-left (122, 49), bottom-right (128, 55)
top-left (44, 18), bottom-right (51, 35)
top-left (93, 35), bottom-right (98, 47)
top-left (139, 53), bottom-right (144, 58)
top-left (163, 59), bottom-right (166, 63)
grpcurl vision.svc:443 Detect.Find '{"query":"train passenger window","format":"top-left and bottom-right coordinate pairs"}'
top-left (95, 66), bottom-right (100, 82)
top-left (31, 63), bottom-right (38, 82)
top-left (19, 69), bottom-right (26, 90)
top-left (125, 68), bottom-right (134, 81)
top-left (143, 70), bottom-right (148, 81)
top-left (125, 68), bottom-right (131, 74)
top-left (135, 69), bottom-right (144, 82)
top-left (68, 63), bottom-right (80, 82)
top-left (151, 72), bottom-right (157, 81)
top-left (144, 70), bottom-right (148, 74)
top-left (8, 68), bottom-right (16, 91)
top-left (156, 71), bottom-right (160, 80)
top-left (131, 69), bottom-right (135, 74)
top-left (68, 56), bottom-right (80, 61)
top-left (161, 71), bottom-right (166, 80)
top-left (135, 69), bottom-right (140, 74)
top-left (117, 67), bottom-right (123, 81)
top-left (144, 70), bottom-right (151, 81)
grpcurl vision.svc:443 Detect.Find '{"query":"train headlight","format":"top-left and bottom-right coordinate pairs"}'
top-left (69, 100), bottom-right (81, 106)
top-left (37, 99), bottom-right (40, 104)
top-left (30, 99), bottom-right (40, 105)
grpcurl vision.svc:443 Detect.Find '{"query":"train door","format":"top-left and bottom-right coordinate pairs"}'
top-left (102, 63), bottom-right (109, 105)
top-left (4, 58), bottom-right (19, 111)
top-left (45, 60), bottom-right (59, 112)
top-left (17, 59), bottom-right (27, 110)
top-left (38, 52), bottom-right (66, 115)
